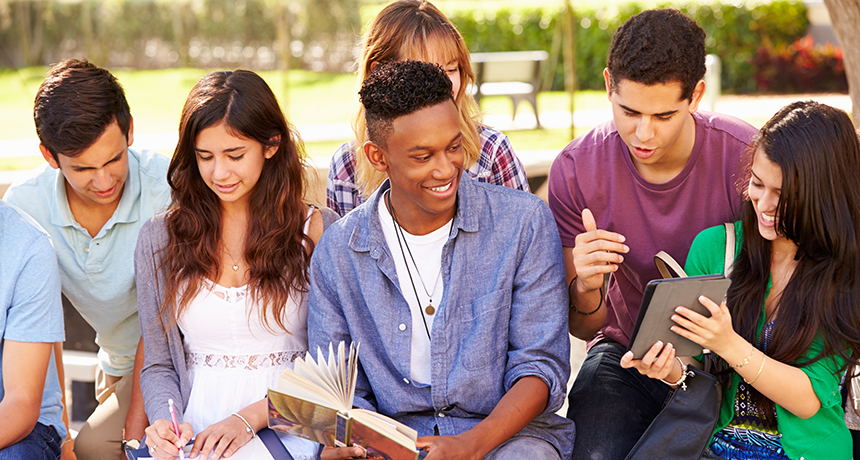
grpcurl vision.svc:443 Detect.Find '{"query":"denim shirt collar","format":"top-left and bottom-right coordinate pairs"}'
top-left (348, 173), bottom-right (480, 255)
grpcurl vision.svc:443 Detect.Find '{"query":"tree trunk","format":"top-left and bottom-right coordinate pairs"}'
top-left (823, 0), bottom-right (860, 123)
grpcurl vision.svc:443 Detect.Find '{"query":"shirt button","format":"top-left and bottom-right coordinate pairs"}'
top-left (437, 413), bottom-right (445, 418)
top-left (83, 247), bottom-right (89, 253)
top-left (403, 378), bottom-right (410, 384)
top-left (398, 324), bottom-right (406, 331)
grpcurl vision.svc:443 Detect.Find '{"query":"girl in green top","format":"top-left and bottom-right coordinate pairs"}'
top-left (621, 100), bottom-right (860, 460)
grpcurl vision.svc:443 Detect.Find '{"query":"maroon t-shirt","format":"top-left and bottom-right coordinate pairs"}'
top-left (548, 111), bottom-right (757, 348)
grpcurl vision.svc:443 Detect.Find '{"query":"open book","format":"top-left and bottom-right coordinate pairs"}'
top-left (267, 342), bottom-right (419, 460)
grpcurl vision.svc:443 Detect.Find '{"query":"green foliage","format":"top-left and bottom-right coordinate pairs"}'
top-left (0, 0), bottom-right (811, 93)
top-left (445, 0), bottom-right (809, 93)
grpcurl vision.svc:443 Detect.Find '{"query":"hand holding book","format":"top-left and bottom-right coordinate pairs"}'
top-left (268, 342), bottom-right (419, 460)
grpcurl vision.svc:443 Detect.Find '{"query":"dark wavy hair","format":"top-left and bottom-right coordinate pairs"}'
top-left (161, 70), bottom-right (310, 333)
top-left (359, 60), bottom-right (453, 147)
top-left (728, 100), bottom-right (860, 420)
top-left (34, 58), bottom-right (132, 161)
top-left (607, 9), bottom-right (706, 101)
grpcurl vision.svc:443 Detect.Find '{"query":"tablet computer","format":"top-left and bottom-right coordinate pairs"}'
top-left (627, 275), bottom-right (731, 360)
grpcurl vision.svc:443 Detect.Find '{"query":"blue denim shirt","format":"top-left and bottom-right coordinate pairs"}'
top-left (308, 176), bottom-right (575, 458)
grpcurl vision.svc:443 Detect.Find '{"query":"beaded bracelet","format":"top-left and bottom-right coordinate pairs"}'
top-left (732, 345), bottom-right (756, 368)
top-left (660, 357), bottom-right (692, 391)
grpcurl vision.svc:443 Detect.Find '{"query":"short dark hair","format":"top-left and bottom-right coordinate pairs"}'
top-left (607, 9), bottom-right (706, 101)
top-left (34, 59), bottom-right (131, 161)
top-left (359, 60), bottom-right (453, 147)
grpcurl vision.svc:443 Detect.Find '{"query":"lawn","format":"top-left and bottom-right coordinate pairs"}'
top-left (0, 66), bottom-right (605, 169)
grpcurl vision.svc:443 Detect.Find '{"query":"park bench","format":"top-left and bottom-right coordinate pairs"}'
top-left (471, 50), bottom-right (549, 128)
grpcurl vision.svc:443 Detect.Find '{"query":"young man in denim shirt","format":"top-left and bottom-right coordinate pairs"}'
top-left (308, 60), bottom-right (574, 460)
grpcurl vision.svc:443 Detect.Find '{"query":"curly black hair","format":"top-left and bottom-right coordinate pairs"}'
top-left (607, 9), bottom-right (706, 101)
top-left (359, 60), bottom-right (454, 147)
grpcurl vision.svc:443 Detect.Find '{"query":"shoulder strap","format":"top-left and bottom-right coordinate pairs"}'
top-left (654, 251), bottom-right (688, 279)
top-left (724, 222), bottom-right (736, 277)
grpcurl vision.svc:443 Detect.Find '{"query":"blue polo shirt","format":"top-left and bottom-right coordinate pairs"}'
top-left (3, 148), bottom-right (171, 376)
top-left (0, 200), bottom-right (66, 439)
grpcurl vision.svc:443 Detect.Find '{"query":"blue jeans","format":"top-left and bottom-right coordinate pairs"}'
top-left (0, 422), bottom-right (62, 460)
top-left (485, 435), bottom-right (561, 460)
top-left (566, 340), bottom-right (672, 460)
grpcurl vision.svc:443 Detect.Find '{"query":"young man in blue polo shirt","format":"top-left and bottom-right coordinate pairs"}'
top-left (308, 60), bottom-right (574, 460)
top-left (0, 200), bottom-right (66, 459)
top-left (3, 59), bottom-right (170, 459)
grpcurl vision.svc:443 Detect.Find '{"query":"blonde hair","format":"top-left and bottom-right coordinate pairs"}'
top-left (353, 0), bottom-right (483, 196)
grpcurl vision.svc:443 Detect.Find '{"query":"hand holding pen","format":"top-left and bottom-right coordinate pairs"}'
top-left (143, 399), bottom-right (193, 460)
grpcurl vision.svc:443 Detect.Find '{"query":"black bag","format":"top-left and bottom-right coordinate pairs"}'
top-left (625, 355), bottom-right (723, 460)
top-left (625, 223), bottom-right (736, 460)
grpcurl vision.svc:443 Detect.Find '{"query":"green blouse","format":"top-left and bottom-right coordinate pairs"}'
top-left (684, 222), bottom-right (849, 460)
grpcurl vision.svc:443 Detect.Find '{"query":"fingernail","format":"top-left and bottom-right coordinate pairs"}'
top-left (656, 340), bottom-right (663, 347)
top-left (623, 244), bottom-right (629, 251)
top-left (619, 235), bottom-right (626, 242)
top-left (675, 306), bottom-right (682, 312)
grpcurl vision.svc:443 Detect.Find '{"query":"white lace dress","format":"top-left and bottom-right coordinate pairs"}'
top-left (178, 221), bottom-right (319, 459)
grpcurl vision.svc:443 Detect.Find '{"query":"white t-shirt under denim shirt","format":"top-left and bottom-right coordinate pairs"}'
top-left (378, 195), bottom-right (450, 385)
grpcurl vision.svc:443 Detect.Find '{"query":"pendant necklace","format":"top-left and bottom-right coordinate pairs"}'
top-left (387, 192), bottom-right (451, 341)
top-left (222, 242), bottom-right (241, 272)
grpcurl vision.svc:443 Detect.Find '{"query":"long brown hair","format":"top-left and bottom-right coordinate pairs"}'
top-left (353, 0), bottom-right (482, 196)
top-left (161, 70), bottom-right (310, 332)
top-left (727, 101), bottom-right (860, 419)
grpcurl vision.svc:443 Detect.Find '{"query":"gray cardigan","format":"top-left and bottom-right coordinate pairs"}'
top-left (134, 207), bottom-right (339, 423)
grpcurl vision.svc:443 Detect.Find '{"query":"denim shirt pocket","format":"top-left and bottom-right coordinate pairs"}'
top-left (460, 288), bottom-right (511, 370)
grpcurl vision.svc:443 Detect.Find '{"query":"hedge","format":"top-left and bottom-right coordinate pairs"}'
top-left (442, 0), bottom-right (810, 93)
top-left (1, 0), bottom-right (811, 94)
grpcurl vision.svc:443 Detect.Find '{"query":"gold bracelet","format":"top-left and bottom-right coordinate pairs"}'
top-left (732, 344), bottom-right (755, 368)
top-left (744, 353), bottom-right (766, 385)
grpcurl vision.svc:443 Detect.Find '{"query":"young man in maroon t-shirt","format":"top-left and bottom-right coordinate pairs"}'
top-left (547, 9), bottom-right (757, 459)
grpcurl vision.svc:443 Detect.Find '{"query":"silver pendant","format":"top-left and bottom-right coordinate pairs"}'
top-left (232, 264), bottom-right (239, 271)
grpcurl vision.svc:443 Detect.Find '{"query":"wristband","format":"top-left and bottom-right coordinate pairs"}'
top-left (568, 276), bottom-right (604, 316)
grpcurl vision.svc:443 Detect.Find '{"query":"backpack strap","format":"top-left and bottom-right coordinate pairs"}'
top-left (724, 222), bottom-right (736, 277)
top-left (654, 251), bottom-right (688, 279)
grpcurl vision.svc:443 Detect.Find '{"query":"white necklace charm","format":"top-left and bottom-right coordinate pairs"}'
top-left (232, 263), bottom-right (239, 271)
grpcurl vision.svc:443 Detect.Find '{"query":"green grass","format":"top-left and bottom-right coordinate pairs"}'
top-left (0, 66), bottom-right (607, 170)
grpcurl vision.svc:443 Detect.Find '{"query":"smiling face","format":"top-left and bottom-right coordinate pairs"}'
top-left (194, 122), bottom-right (276, 209)
top-left (365, 99), bottom-right (463, 235)
top-left (748, 148), bottom-right (785, 242)
top-left (606, 71), bottom-right (704, 182)
top-left (43, 119), bottom-right (132, 209)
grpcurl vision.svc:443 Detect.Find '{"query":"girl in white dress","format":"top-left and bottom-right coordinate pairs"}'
top-left (137, 69), bottom-right (333, 460)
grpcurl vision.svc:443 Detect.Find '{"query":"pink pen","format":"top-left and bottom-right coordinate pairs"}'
top-left (168, 398), bottom-right (185, 460)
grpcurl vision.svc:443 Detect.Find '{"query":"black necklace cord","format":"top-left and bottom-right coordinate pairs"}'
top-left (386, 191), bottom-right (433, 342)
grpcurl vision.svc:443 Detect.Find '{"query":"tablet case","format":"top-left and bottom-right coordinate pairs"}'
top-left (627, 275), bottom-right (731, 359)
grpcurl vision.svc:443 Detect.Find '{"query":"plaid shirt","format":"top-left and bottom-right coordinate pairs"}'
top-left (326, 125), bottom-right (530, 216)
